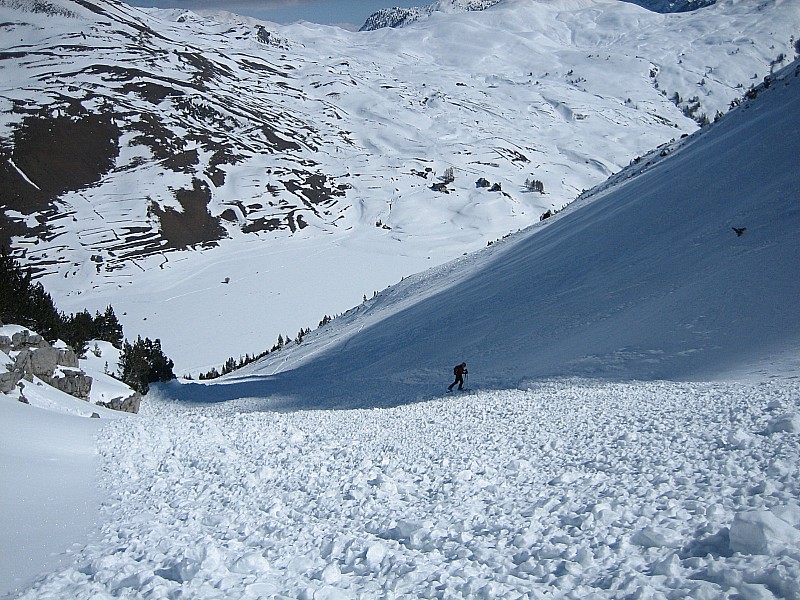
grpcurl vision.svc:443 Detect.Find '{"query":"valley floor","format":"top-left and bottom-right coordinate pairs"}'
top-left (11, 377), bottom-right (800, 599)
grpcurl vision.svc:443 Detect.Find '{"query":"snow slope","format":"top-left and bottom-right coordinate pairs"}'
top-left (0, 324), bottom-right (134, 595)
top-left (0, 359), bottom-right (126, 596)
top-left (5, 56), bottom-right (799, 600)
top-left (187, 57), bottom-right (800, 410)
top-left (2, 0), bottom-right (798, 373)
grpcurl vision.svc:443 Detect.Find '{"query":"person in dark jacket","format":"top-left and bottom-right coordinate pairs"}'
top-left (448, 362), bottom-right (468, 391)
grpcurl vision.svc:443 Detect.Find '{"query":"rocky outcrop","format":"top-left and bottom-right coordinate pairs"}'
top-left (0, 368), bottom-right (22, 394)
top-left (2, 327), bottom-right (141, 412)
top-left (11, 345), bottom-right (92, 400)
top-left (2, 331), bottom-right (91, 401)
top-left (98, 392), bottom-right (142, 414)
top-left (50, 368), bottom-right (93, 401)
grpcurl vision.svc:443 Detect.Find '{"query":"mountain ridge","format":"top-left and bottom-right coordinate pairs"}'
top-left (359, 0), bottom-right (718, 31)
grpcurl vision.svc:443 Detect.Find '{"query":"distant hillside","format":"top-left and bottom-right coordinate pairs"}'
top-left (2, 0), bottom-right (797, 372)
top-left (360, 0), bottom-right (718, 31)
top-left (360, 0), bottom-right (499, 31)
top-left (623, 0), bottom-right (716, 13)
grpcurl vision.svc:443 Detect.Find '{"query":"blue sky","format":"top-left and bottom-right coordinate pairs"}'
top-left (125, 0), bottom-right (423, 29)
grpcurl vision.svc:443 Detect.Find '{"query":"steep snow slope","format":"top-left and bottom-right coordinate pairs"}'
top-left (2, 0), bottom-right (797, 373)
top-left (194, 58), bottom-right (800, 409)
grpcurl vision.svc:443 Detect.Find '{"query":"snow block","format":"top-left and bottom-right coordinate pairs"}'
top-left (726, 428), bottom-right (755, 449)
top-left (631, 526), bottom-right (683, 549)
top-left (649, 552), bottom-right (682, 577)
top-left (767, 412), bottom-right (800, 434)
top-left (729, 508), bottom-right (800, 555)
top-left (230, 551), bottom-right (270, 574)
top-left (364, 542), bottom-right (388, 569)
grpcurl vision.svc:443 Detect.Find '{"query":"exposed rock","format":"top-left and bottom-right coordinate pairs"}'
top-left (50, 369), bottom-right (93, 401)
top-left (11, 330), bottom-right (47, 350)
top-left (13, 345), bottom-right (79, 379)
top-left (14, 346), bottom-right (58, 380)
top-left (8, 335), bottom-right (90, 400)
top-left (57, 346), bottom-right (79, 368)
top-left (17, 381), bottom-right (29, 404)
top-left (98, 392), bottom-right (142, 414)
top-left (2, 326), bottom-right (139, 412)
top-left (0, 369), bottom-right (22, 394)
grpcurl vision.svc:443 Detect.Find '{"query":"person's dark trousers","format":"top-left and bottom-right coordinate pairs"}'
top-left (448, 374), bottom-right (464, 391)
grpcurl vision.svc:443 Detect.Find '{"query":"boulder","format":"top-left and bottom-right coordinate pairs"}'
top-left (0, 369), bottom-right (22, 394)
top-left (50, 369), bottom-right (93, 401)
top-left (98, 392), bottom-right (142, 414)
top-left (11, 330), bottom-right (47, 350)
top-left (10, 341), bottom-right (94, 401)
top-left (56, 346), bottom-right (79, 368)
top-left (14, 346), bottom-right (59, 380)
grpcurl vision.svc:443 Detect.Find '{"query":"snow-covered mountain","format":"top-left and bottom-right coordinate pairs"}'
top-left (4, 52), bottom-right (799, 600)
top-left (360, 0), bottom-right (500, 31)
top-left (359, 0), bottom-right (716, 32)
top-left (1, 0), bottom-right (798, 374)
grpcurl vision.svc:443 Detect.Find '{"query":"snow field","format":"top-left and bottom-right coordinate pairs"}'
top-left (16, 378), bottom-right (800, 598)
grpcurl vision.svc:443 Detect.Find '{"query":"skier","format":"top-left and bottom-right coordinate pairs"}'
top-left (448, 362), bottom-right (468, 392)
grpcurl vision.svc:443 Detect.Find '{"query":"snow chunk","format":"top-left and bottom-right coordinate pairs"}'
top-left (631, 526), bottom-right (683, 549)
top-left (230, 551), bottom-right (270, 574)
top-left (650, 552), bottom-right (681, 577)
top-left (729, 508), bottom-right (800, 555)
top-left (766, 412), bottom-right (800, 434)
top-left (320, 561), bottom-right (342, 584)
top-left (154, 558), bottom-right (200, 583)
top-left (364, 542), bottom-right (388, 569)
top-left (726, 428), bottom-right (755, 449)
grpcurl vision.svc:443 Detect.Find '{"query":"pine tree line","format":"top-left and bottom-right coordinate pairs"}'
top-left (1, 246), bottom-right (174, 394)
top-left (118, 336), bottom-right (174, 395)
top-left (0, 247), bottom-right (123, 353)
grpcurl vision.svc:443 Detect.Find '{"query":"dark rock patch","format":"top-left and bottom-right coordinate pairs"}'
top-left (152, 178), bottom-right (227, 249)
top-left (0, 111), bottom-right (120, 248)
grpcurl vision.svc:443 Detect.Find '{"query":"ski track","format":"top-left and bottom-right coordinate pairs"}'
top-left (17, 379), bottom-right (800, 599)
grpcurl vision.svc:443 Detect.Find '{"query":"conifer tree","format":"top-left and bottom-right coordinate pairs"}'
top-left (94, 306), bottom-right (124, 348)
top-left (0, 247), bottom-right (61, 340)
top-left (118, 336), bottom-right (175, 395)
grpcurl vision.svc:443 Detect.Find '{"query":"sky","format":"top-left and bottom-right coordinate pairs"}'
top-left (124, 0), bottom-right (423, 29)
